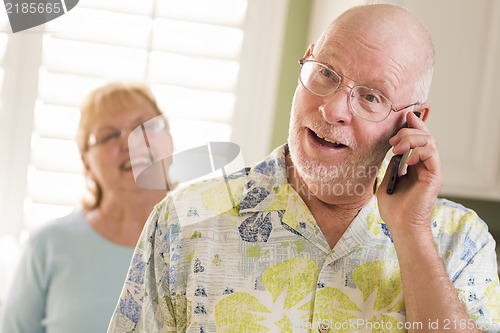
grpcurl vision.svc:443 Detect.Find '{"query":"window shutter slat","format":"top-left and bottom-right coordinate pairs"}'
top-left (46, 8), bottom-right (152, 49)
top-left (38, 72), bottom-right (105, 106)
top-left (155, 0), bottom-right (247, 27)
top-left (43, 38), bottom-right (148, 80)
top-left (152, 85), bottom-right (235, 123)
top-left (149, 52), bottom-right (239, 91)
top-left (27, 170), bottom-right (84, 205)
top-left (31, 137), bottom-right (83, 173)
top-left (79, 0), bottom-right (154, 16)
top-left (167, 118), bottom-right (232, 153)
top-left (152, 19), bottom-right (244, 59)
top-left (34, 104), bottom-right (80, 140)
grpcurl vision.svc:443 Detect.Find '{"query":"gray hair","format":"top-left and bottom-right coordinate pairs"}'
top-left (411, 38), bottom-right (435, 102)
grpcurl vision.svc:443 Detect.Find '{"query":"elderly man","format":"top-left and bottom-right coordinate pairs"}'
top-left (109, 4), bottom-right (500, 332)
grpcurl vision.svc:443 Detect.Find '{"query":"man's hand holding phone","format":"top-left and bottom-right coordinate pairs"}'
top-left (378, 110), bottom-right (443, 232)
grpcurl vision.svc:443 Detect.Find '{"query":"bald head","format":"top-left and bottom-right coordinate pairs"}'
top-left (316, 4), bottom-right (435, 101)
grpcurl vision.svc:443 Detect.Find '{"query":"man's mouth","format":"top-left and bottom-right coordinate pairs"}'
top-left (309, 128), bottom-right (347, 148)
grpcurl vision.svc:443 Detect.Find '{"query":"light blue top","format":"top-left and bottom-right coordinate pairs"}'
top-left (0, 211), bottom-right (135, 333)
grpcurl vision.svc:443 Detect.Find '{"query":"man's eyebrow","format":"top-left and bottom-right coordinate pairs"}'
top-left (315, 55), bottom-right (341, 73)
top-left (365, 78), bottom-right (394, 92)
top-left (315, 52), bottom-right (398, 97)
top-left (371, 75), bottom-right (400, 97)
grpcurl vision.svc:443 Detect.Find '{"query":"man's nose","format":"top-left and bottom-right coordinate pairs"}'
top-left (318, 85), bottom-right (353, 125)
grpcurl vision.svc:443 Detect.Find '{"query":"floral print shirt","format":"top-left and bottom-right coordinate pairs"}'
top-left (108, 145), bottom-right (500, 333)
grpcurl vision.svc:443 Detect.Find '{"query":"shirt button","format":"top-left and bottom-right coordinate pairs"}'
top-left (318, 323), bottom-right (330, 332)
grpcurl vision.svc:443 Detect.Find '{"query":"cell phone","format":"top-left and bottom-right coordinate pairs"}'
top-left (386, 111), bottom-right (421, 194)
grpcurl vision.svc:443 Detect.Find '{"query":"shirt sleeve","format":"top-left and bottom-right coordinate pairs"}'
top-left (448, 212), bottom-right (500, 332)
top-left (108, 202), bottom-right (179, 333)
top-left (0, 238), bottom-right (47, 333)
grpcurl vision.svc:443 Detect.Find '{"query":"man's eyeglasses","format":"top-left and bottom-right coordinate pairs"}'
top-left (298, 58), bottom-right (419, 122)
top-left (88, 116), bottom-right (168, 148)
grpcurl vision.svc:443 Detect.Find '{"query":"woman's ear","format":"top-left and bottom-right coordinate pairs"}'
top-left (81, 153), bottom-right (91, 173)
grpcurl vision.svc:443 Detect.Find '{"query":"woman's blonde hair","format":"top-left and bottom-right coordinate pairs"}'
top-left (76, 82), bottom-right (168, 210)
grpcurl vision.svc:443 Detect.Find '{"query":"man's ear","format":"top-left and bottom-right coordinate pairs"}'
top-left (417, 102), bottom-right (431, 122)
top-left (303, 44), bottom-right (314, 59)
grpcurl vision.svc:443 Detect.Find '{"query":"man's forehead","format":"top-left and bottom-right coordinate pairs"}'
top-left (320, 6), bottom-right (432, 82)
top-left (314, 43), bottom-right (402, 97)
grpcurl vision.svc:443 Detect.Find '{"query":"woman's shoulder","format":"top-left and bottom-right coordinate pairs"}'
top-left (28, 210), bottom-right (88, 244)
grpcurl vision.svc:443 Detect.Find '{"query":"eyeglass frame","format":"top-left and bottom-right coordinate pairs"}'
top-left (298, 57), bottom-right (420, 122)
top-left (87, 115), bottom-right (168, 148)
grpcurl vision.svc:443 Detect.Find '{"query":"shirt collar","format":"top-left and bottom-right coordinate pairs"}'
top-left (237, 144), bottom-right (390, 254)
top-left (238, 144), bottom-right (389, 216)
top-left (238, 144), bottom-right (289, 215)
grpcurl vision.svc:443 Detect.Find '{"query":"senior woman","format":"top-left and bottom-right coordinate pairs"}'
top-left (0, 82), bottom-right (172, 333)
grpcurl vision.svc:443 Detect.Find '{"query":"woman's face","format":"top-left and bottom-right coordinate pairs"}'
top-left (82, 95), bottom-right (173, 197)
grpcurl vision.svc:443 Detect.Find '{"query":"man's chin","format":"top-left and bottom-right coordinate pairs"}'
top-left (293, 151), bottom-right (379, 183)
top-left (291, 153), bottom-right (339, 183)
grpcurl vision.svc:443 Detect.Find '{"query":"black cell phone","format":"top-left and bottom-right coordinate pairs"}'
top-left (386, 150), bottom-right (411, 194)
top-left (386, 111), bottom-right (421, 194)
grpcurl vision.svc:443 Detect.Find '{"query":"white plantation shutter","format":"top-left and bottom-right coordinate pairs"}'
top-left (27, 0), bottom-right (249, 229)
top-left (0, 0), bottom-right (289, 302)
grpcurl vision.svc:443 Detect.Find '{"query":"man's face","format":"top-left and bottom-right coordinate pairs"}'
top-left (288, 28), bottom-right (417, 191)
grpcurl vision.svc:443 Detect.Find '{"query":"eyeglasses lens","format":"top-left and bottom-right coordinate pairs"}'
top-left (300, 61), bottom-right (392, 121)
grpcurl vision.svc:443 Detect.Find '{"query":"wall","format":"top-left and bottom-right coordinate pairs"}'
top-left (270, 0), bottom-right (312, 150)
